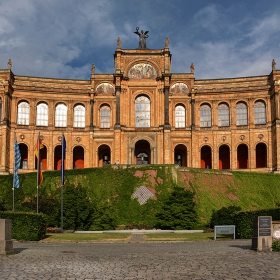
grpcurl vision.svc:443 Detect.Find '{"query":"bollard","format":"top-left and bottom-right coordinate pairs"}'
top-left (0, 219), bottom-right (13, 255)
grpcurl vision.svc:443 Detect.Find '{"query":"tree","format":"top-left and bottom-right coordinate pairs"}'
top-left (155, 186), bottom-right (197, 230)
top-left (90, 202), bottom-right (118, 230)
top-left (63, 183), bottom-right (92, 230)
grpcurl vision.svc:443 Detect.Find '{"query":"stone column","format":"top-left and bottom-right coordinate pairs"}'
top-left (90, 98), bottom-right (94, 131)
top-left (3, 92), bottom-right (10, 125)
top-left (191, 99), bottom-right (195, 130)
top-left (164, 86), bottom-right (170, 129)
top-left (131, 148), bottom-right (134, 164)
top-left (275, 91), bottom-right (279, 120)
top-left (114, 86), bottom-right (121, 130)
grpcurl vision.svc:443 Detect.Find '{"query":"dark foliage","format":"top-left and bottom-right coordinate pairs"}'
top-left (0, 211), bottom-right (46, 241)
top-left (234, 208), bottom-right (280, 239)
top-left (209, 206), bottom-right (241, 228)
top-left (90, 202), bottom-right (118, 230)
top-left (63, 183), bottom-right (93, 230)
top-left (155, 186), bottom-right (198, 230)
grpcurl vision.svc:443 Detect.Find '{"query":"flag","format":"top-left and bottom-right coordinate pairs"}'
top-left (61, 134), bottom-right (66, 185)
top-left (35, 134), bottom-right (43, 187)
top-left (13, 135), bottom-right (21, 188)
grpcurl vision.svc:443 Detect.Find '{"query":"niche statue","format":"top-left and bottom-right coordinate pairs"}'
top-left (134, 27), bottom-right (149, 49)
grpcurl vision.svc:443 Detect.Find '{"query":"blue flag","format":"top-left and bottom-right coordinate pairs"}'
top-left (13, 136), bottom-right (21, 188)
top-left (61, 134), bottom-right (66, 185)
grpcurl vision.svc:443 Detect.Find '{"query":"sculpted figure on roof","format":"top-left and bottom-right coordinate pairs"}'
top-left (134, 27), bottom-right (149, 49)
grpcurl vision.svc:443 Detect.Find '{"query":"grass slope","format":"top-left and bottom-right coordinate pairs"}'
top-left (1, 166), bottom-right (280, 227)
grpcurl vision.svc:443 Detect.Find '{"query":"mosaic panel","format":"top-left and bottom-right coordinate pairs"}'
top-left (131, 186), bottom-right (155, 205)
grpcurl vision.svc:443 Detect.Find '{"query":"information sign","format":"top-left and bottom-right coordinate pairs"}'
top-left (214, 225), bottom-right (235, 240)
top-left (273, 229), bottom-right (280, 239)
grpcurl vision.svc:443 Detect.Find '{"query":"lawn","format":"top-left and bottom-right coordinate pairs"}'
top-left (42, 232), bottom-right (235, 242)
top-left (42, 233), bottom-right (131, 242)
top-left (143, 232), bottom-right (234, 241)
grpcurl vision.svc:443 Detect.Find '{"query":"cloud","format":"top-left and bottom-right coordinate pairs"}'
top-left (1, 1), bottom-right (280, 80)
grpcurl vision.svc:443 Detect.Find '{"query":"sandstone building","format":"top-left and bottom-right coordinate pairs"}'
top-left (0, 35), bottom-right (279, 175)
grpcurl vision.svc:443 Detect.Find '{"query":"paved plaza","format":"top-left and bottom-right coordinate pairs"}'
top-left (0, 238), bottom-right (279, 279)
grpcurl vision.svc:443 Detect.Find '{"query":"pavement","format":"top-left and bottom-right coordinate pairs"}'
top-left (0, 237), bottom-right (279, 280)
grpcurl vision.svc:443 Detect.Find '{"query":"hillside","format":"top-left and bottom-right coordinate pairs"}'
top-left (1, 166), bottom-right (280, 227)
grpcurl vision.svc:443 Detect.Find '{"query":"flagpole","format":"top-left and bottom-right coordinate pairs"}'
top-left (37, 132), bottom-right (40, 213)
top-left (12, 132), bottom-right (16, 212)
top-left (61, 133), bottom-right (64, 232)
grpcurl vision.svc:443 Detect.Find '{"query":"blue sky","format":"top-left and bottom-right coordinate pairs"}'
top-left (1, 0), bottom-right (280, 80)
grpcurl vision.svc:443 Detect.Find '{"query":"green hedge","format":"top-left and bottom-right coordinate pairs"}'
top-left (234, 208), bottom-right (280, 239)
top-left (0, 211), bottom-right (46, 241)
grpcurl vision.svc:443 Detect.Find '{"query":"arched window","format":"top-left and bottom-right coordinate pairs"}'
top-left (236, 102), bottom-right (248, 126)
top-left (100, 105), bottom-right (110, 128)
top-left (19, 143), bottom-right (28, 169)
top-left (135, 95), bottom-right (150, 127)
top-left (218, 103), bottom-right (229, 127)
top-left (201, 145), bottom-right (212, 168)
top-left (175, 105), bottom-right (186, 128)
top-left (74, 105), bottom-right (85, 128)
top-left (73, 146), bottom-right (84, 169)
top-left (17, 101), bottom-right (30, 125)
top-left (254, 101), bottom-right (266, 125)
top-left (36, 103), bottom-right (48, 126)
top-left (200, 104), bottom-right (211, 127)
top-left (55, 103), bottom-right (67, 127)
top-left (237, 144), bottom-right (248, 169)
top-left (256, 143), bottom-right (267, 168)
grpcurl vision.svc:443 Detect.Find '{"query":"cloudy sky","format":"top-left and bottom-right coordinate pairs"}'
top-left (1, 0), bottom-right (280, 80)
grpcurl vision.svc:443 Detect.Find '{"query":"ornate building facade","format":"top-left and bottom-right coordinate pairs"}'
top-left (0, 36), bottom-right (279, 175)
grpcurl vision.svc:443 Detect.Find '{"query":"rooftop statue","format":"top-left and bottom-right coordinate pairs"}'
top-left (134, 27), bottom-right (149, 49)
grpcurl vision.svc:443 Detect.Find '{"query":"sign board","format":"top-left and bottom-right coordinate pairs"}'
top-left (273, 229), bottom-right (280, 239)
top-left (214, 225), bottom-right (235, 240)
top-left (259, 228), bottom-right (271, 236)
top-left (259, 217), bottom-right (271, 228)
top-left (252, 216), bottom-right (273, 251)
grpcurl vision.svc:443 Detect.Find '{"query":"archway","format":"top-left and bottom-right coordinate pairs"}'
top-left (98, 144), bottom-right (111, 166)
top-left (174, 144), bottom-right (187, 167)
top-left (19, 143), bottom-right (28, 169)
top-left (237, 144), bottom-right (248, 169)
top-left (219, 145), bottom-right (230, 170)
top-left (201, 145), bottom-right (212, 169)
top-left (35, 145), bottom-right (47, 170)
top-left (54, 145), bottom-right (62, 170)
top-left (73, 146), bottom-right (84, 169)
top-left (256, 143), bottom-right (267, 168)
top-left (134, 140), bottom-right (151, 164)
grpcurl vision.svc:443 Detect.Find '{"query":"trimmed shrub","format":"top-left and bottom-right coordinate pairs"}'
top-left (0, 211), bottom-right (46, 241)
top-left (234, 208), bottom-right (280, 239)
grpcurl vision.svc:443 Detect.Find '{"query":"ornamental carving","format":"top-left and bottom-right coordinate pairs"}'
top-left (258, 134), bottom-right (264, 140)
